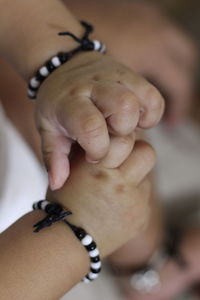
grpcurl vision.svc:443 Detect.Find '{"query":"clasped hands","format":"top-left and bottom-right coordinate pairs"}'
top-left (35, 51), bottom-right (165, 255)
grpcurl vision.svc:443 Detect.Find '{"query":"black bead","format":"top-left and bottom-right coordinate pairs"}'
top-left (81, 39), bottom-right (94, 51)
top-left (98, 42), bottom-right (103, 52)
top-left (45, 203), bottom-right (62, 214)
top-left (85, 275), bottom-right (92, 281)
top-left (28, 83), bottom-right (38, 92)
top-left (46, 60), bottom-right (56, 72)
top-left (91, 256), bottom-right (100, 263)
top-left (29, 94), bottom-right (36, 100)
top-left (37, 200), bottom-right (44, 210)
top-left (90, 267), bottom-right (101, 274)
top-left (75, 228), bottom-right (86, 240)
top-left (85, 241), bottom-right (96, 251)
top-left (58, 52), bottom-right (70, 63)
top-left (35, 71), bottom-right (45, 82)
top-left (32, 202), bottom-right (38, 210)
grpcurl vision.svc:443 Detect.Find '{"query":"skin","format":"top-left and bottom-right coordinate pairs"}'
top-left (65, 0), bottom-right (197, 125)
top-left (0, 0), bottom-right (164, 190)
top-left (123, 228), bottom-right (200, 300)
top-left (1, 1), bottom-right (191, 298)
top-left (47, 139), bottom-right (156, 256)
top-left (0, 138), bottom-right (156, 300)
top-left (37, 51), bottom-right (164, 189)
top-left (0, 2), bottom-right (164, 293)
top-left (109, 193), bottom-right (163, 268)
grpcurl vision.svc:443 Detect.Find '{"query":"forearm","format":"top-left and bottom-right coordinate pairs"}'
top-left (0, 0), bottom-right (83, 79)
top-left (0, 211), bottom-right (88, 300)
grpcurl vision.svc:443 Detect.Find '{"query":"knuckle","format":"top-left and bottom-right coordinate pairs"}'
top-left (119, 92), bottom-right (138, 113)
top-left (68, 83), bottom-right (91, 97)
top-left (81, 115), bottom-right (106, 138)
top-left (118, 136), bottom-right (134, 150)
top-left (42, 144), bottom-right (54, 157)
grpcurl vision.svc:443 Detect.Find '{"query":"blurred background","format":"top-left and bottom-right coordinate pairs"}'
top-left (0, 1), bottom-right (200, 300)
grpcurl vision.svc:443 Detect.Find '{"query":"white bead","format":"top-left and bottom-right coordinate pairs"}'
top-left (27, 88), bottom-right (36, 98)
top-left (51, 56), bottom-right (61, 67)
top-left (82, 277), bottom-right (91, 283)
top-left (100, 43), bottom-right (106, 54)
top-left (39, 66), bottom-right (49, 77)
top-left (89, 248), bottom-right (99, 258)
top-left (93, 40), bottom-right (101, 51)
top-left (81, 235), bottom-right (93, 246)
top-left (88, 272), bottom-right (98, 280)
top-left (30, 77), bottom-right (40, 88)
top-left (41, 200), bottom-right (49, 210)
top-left (91, 261), bottom-right (101, 269)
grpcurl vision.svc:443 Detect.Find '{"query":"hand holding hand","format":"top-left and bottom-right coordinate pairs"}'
top-left (47, 136), bottom-right (156, 257)
top-left (36, 51), bottom-right (164, 190)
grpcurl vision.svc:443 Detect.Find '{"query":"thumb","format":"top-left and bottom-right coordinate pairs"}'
top-left (40, 129), bottom-right (72, 190)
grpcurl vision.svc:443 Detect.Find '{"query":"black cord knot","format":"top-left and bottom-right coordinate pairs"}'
top-left (58, 21), bottom-right (94, 51)
top-left (33, 208), bottom-right (72, 232)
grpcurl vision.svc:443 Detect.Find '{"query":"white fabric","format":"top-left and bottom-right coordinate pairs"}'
top-left (0, 105), bottom-right (47, 232)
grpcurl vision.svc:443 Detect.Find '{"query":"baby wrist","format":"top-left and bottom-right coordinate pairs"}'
top-left (27, 21), bottom-right (106, 99)
top-left (33, 200), bottom-right (102, 283)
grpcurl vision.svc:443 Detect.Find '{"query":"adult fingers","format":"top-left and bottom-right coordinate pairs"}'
top-left (57, 95), bottom-right (110, 163)
top-left (119, 140), bottom-right (156, 185)
top-left (91, 81), bottom-right (140, 135)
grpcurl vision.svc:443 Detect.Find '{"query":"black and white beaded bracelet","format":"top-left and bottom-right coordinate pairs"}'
top-left (33, 200), bottom-right (102, 283)
top-left (28, 21), bottom-right (106, 99)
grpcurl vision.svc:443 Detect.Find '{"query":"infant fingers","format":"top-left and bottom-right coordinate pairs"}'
top-left (99, 134), bottom-right (135, 169)
top-left (91, 81), bottom-right (140, 135)
top-left (119, 140), bottom-right (156, 185)
top-left (121, 73), bottom-right (165, 128)
top-left (58, 95), bottom-right (110, 162)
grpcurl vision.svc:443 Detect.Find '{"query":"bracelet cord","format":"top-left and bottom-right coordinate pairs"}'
top-left (28, 21), bottom-right (106, 99)
top-left (33, 200), bottom-right (102, 283)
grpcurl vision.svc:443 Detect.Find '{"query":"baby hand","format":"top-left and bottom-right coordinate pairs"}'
top-left (36, 52), bottom-right (164, 190)
top-left (47, 137), bottom-right (156, 257)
